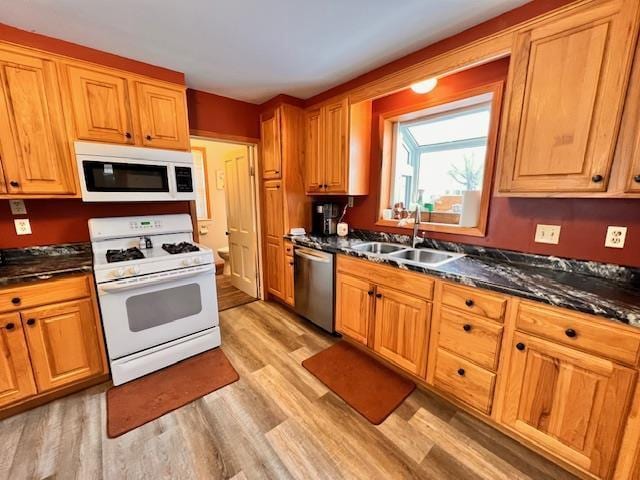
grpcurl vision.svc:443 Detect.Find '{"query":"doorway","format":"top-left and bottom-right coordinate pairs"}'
top-left (190, 137), bottom-right (261, 311)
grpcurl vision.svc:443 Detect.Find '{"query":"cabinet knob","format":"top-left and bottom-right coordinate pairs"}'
top-left (124, 132), bottom-right (132, 139)
top-left (9, 180), bottom-right (19, 188)
top-left (11, 297), bottom-right (20, 305)
top-left (5, 322), bottom-right (15, 331)
top-left (275, 170), bottom-right (280, 174)
top-left (367, 290), bottom-right (374, 296)
top-left (375, 293), bottom-right (382, 298)
top-left (145, 135), bottom-right (152, 141)
top-left (288, 260), bottom-right (294, 265)
top-left (465, 299), bottom-right (474, 307)
top-left (634, 175), bottom-right (640, 183)
top-left (516, 342), bottom-right (526, 351)
top-left (565, 328), bottom-right (577, 338)
top-left (463, 324), bottom-right (472, 332)
top-left (26, 318), bottom-right (36, 326)
top-left (457, 368), bottom-right (465, 376)
top-left (591, 174), bottom-right (604, 183)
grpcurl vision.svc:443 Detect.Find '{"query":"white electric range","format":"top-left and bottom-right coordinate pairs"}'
top-left (89, 214), bottom-right (220, 385)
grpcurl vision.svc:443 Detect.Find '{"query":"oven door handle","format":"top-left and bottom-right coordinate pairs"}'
top-left (99, 265), bottom-right (214, 293)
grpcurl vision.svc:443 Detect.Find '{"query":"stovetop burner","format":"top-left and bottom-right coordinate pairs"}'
top-left (106, 247), bottom-right (145, 263)
top-left (162, 242), bottom-right (200, 254)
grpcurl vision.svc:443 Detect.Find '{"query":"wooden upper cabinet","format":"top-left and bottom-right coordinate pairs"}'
top-left (501, 332), bottom-right (636, 479)
top-left (263, 180), bottom-right (284, 239)
top-left (373, 286), bottom-right (430, 376)
top-left (0, 313), bottom-right (36, 408)
top-left (261, 108), bottom-right (282, 179)
top-left (305, 108), bottom-right (323, 193)
top-left (135, 81), bottom-right (189, 150)
top-left (304, 99), bottom-right (370, 195)
top-left (335, 273), bottom-right (372, 346)
top-left (65, 64), bottom-right (134, 145)
top-left (21, 299), bottom-right (104, 393)
top-left (0, 49), bottom-right (75, 195)
top-left (498, 0), bottom-right (640, 194)
top-left (323, 99), bottom-right (348, 193)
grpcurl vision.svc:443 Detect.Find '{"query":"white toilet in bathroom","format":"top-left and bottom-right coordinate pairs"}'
top-left (217, 246), bottom-right (231, 275)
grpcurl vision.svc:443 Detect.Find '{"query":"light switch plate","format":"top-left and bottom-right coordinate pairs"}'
top-left (9, 199), bottom-right (27, 215)
top-left (535, 224), bottom-right (561, 244)
top-left (14, 219), bottom-right (32, 235)
top-left (605, 226), bottom-right (627, 248)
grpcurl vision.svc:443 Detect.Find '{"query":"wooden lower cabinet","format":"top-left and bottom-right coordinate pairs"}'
top-left (372, 286), bottom-right (430, 376)
top-left (0, 274), bottom-right (107, 415)
top-left (0, 313), bottom-right (37, 408)
top-left (335, 272), bottom-right (372, 346)
top-left (21, 299), bottom-right (104, 393)
top-left (284, 253), bottom-right (295, 306)
top-left (265, 239), bottom-right (285, 299)
top-left (501, 332), bottom-right (636, 479)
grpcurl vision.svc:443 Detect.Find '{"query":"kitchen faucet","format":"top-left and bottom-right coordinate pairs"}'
top-left (412, 205), bottom-right (422, 248)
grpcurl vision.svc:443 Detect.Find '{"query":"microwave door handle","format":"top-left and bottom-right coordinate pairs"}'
top-left (99, 265), bottom-right (214, 293)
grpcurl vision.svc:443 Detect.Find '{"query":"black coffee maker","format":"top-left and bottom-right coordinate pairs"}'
top-left (311, 202), bottom-right (340, 235)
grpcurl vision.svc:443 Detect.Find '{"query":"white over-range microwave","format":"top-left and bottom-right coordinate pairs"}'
top-left (75, 141), bottom-right (196, 202)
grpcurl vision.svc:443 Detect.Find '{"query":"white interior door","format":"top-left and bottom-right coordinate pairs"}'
top-left (224, 146), bottom-right (258, 297)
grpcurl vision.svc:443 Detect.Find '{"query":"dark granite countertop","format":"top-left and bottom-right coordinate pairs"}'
top-left (286, 232), bottom-right (640, 328)
top-left (0, 243), bottom-right (93, 287)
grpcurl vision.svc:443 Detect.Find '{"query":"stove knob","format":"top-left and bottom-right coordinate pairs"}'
top-left (127, 266), bottom-right (140, 275)
top-left (113, 268), bottom-right (125, 278)
top-left (193, 256), bottom-right (203, 265)
top-left (181, 259), bottom-right (191, 267)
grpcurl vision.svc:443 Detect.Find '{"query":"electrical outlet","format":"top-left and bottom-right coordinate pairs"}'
top-left (14, 219), bottom-right (31, 235)
top-left (9, 199), bottom-right (26, 215)
top-left (605, 226), bottom-right (627, 248)
top-left (535, 224), bottom-right (561, 244)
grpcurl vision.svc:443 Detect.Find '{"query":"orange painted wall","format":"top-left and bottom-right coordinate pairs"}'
top-left (344, 59), bottom-right (640, 267)
top-left (187, 89), bottom-right (261, 140)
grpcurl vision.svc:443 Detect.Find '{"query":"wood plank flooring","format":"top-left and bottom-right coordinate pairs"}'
top-left (0, 301), bottom-right (577, 480)
top-left (216, 274), bottom-right (256, 311)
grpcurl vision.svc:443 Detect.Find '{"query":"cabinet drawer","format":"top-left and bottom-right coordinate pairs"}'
top-left (336, 255), bottom-right (433, 300)
top-left (516, 301), bottom-right (640, 366)
top-left (438, 307), bottom-right (503, 371)
top-left (0, 275), bottom-right (91, 313)
top-left (433, 348), bottom-right (496, 414)
top-left (441, 283), bottom-right (507, 321)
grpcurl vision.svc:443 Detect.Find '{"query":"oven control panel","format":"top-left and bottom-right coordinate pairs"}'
top-left (129, 220), bottom-right (162, 231)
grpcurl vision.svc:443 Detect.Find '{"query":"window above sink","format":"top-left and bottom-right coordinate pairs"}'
top-left (376, 77), bottom-right (505, 237)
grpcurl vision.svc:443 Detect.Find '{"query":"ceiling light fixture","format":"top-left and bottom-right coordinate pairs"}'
top-left (411, 77), bottom-right (438, 94)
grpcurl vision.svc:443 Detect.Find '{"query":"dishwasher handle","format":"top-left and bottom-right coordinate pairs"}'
top-left (294, 248), bottom-right (331, 263)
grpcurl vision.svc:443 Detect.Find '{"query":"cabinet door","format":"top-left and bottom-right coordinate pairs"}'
top-left (261, 108), bottom-right (282, 180)
top-left (373, 286), bottom-right (430, 376)
top-left (263, 180), bottom-right (284, 240)
top-left (501, 332), bottom-right (636, 479)
top-left (335, 273), bottom-right (373, 346)
top-left (323, 99), bottom-right (348, 193)
top-left (265, 239), bottom-right (284, 299)
top-left (0, 49), bottom-right (75, 194)
top-left (499, 0), bottom-right (640, 193)
top-left (21, 299), bottom-right (103, 393)
top-left (66, 64), bottom-right (134, 144)
top-left (135, 81), bottom-right (189, 150)
top-left (304, 108), bottom-right (324, 193)
top-left (284, 254), bottom-right (295, 306)
top-left (0, 313), bottom-right (36, 408)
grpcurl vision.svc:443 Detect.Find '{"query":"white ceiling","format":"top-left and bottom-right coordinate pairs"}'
top-left (0, 0), bottom-right (528, 104)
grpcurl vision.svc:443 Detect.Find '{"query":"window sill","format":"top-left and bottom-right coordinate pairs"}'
top-left (375, 219), bottom-right (487, 237)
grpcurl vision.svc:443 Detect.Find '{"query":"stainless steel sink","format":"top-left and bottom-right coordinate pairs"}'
top-left (388, 248), bottom-right (464, 267)
top-left (350, 242), bottom-right (406, 254)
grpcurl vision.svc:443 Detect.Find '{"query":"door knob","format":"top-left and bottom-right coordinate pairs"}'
top-left (26, 318), bottom-right (36, 326)
top-left (367, 290), bottom-right (374, 296)
top-left (565, 328), bottom-right (577, 338)
top-left (465, 299), bottom-right (474, 307)
top-left (634, 175), bottom-right (640, 183)
top-left (516, 342), bottom-right (525, 351)
top-left (11, 297), bottom-right (21, 305)
top-left (463, 324), bottom-right (472, 332)
top-left (145, 135), bottom-right (152, 141)
top-left (591, 174), bottom-right (604, 183)
top-left (375, 293), bottom-right (382, 298)
top-left (457, 368), bottom-right (465, 376)
top-left (124, 132), bottom-right (132, 139)
top-left (5, 322), bottom-right (15, 331)
top-left (9, 180), bottom-right (19, 188)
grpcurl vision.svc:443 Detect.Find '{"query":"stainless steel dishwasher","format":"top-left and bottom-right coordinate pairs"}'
top-left (293, 246), bottom-right (335, 333)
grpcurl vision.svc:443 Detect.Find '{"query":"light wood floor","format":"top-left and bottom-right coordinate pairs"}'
top-left (216, 274), bottom-right (256, 311)
top-left (0, 301), bottom-right (577, 480)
